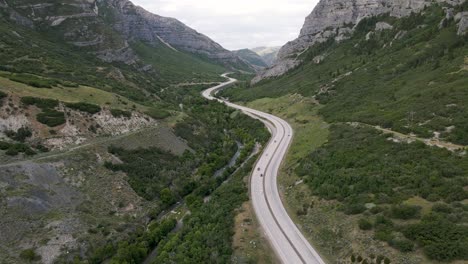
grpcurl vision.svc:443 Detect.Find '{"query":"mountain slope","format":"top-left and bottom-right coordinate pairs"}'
top-left (254, 0), bottom-right (467, 83)
top-left (0, 0), bottom-right (252, 72)
top-left (221, 1), bottom-right (468, 263)
top-left (252, 46), bottom-right (280, 66)
top-left (233, 49), bottom-right (269, 69)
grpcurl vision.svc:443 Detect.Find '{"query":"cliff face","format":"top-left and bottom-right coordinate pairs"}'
top-left (0, 0), bottom-right (249, 69)
top-left (254, 0), bottom-right (466, 83)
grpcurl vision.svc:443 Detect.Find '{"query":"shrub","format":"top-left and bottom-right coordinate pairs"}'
top-left (358, 218), bottom-right (373, 230)
top-left (110, 109), bottom-right (132, 118)
top-left (65, 102), bottom-right (101, 114)
top-left (5, 127), bottom-right (32, 142)
top-left (0, 141), bottom-right (10, 150)
top-left (145, 108), bottom-right (171, 119)
top-left (5, 148), bottom-right (18, 156)
top-left (0, 90), bottom-right (6, 100)
top-left (20, 97), bottom-right (59, 109)
top-left (9, 73), bottom-right (58, 88)
top-left (390, 204), bottom-right (421, 220)
top-left (389, 239), bottom-right (414, 252)
top-left (344, 203), bottom-right (367, 215)
top-left (19, 248), bottom-right (41, 261)
top-left (36, 110), bottom-right (66, 127)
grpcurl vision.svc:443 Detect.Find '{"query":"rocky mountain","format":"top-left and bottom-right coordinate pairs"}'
top-left (0, 0), bottom-right (251, 70)
top-left (233, 49), bottom-right (269, 70)
top-left (253, 0), bottom-right (468, 83)
top-left (252, 46), bottom-right (280, 66)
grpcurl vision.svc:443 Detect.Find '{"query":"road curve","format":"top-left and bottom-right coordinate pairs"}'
top-left (202, 74), bottom-right (325, 264)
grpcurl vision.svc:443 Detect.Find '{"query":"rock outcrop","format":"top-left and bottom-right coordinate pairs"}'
top-left (253, 0), bottom-right (466, 83)
top-left (456, 11), bottom-right (468, 35)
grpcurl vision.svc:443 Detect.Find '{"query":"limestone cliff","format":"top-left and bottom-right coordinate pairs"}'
top-left (253, 0), bottom-right (466, 83)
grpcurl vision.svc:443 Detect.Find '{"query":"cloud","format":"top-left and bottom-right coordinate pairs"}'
top-left (130, 0), bottom-right (319, 50)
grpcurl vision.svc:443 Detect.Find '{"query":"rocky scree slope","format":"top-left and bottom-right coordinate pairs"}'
top-left (0, 0), bottom-right (252, 70)
top-left (254, 0), bottom-right (468, 83)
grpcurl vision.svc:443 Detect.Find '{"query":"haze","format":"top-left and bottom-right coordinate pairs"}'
top-left (131, 0), bottom-right (320, 50)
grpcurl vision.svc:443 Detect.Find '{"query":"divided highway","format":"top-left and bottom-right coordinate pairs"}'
top-left (202, 74), bottom-right (325, 264)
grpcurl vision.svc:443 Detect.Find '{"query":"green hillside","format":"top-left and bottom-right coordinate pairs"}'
top-left (221, 3), bottom-right (468, 263)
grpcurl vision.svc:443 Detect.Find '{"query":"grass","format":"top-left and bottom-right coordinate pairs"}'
top-left (232, 201), bottom-right (277, 264)
top-left (0, 75), bottom-right (147, 112)
top-left (245, 94), bottom-right (329, 163)
top-left (131, 41), bottom-right (226, 84)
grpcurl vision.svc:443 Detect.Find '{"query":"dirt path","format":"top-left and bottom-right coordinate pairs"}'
top-left (0, 126), bottom-right (157, 168)
top-left (348, 122), bottom-right (466, 152)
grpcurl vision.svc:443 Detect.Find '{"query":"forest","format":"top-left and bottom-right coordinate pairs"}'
top-left (88, 85), bottom-right (269, 262)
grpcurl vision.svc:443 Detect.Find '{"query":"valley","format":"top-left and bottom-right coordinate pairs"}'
top-left (1, 0), bottom-right (467, 263)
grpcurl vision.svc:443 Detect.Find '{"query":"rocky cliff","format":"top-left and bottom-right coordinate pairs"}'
top-left (253, 0), bottom-right (467, 83)
top-left (0, 0), bottom-right (250, 69)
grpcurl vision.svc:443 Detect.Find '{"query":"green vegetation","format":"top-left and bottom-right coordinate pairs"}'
top-left (0, 72), bottom-right (78, 88)
top-left (89, 218), bottom-right (176, 264)
top-left (65, 102), bottom-right (101, 114)
top-left (20, 96), bottom-right (65, 127)
top-left (93, 84), bottom-right (268, 263)
top-left (19, 248), bottom-right (41, 262)
top-left (109, 108), bottom-right (131, 118)
top-left (20, 96), bottom-right (59, 109)
top-left (220, 6), bottom-right (468, 262)
top-left (0, 141), bottom-right (35, 156)
top-left (131, 41), bottom-right (225, 85)
top-left (296, 124), bottom-right (468, 260)
top-left (0, 14), bottom-right (225, 103)
top-left (145, 107), bottom-right (171, 120)
top-left (5, 127), bottom-right (32, 142)
top-left (155, 155), bottom-right (260, 263)
top-left (222, 5), bottom-right (468, 145)
top-left (0, 90), bottom-right (6, 106)
top-left (36, 110), bottom-right (66, 127)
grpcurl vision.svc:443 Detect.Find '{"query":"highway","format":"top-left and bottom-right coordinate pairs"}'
top-left (202, 74), bottom-right (326, 264)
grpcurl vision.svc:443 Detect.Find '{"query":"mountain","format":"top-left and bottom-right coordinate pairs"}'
top-left (221, 0), bottom-right (468, 263)
top-left (0, 0), bottom-right (252, 71)
top-left (233, 49), bottom-right (269, 69)
top-left (253, 0), bottom-right (468, 83)
top-left (252, 46), bottom-right (280, 66)
top-left (0, 1), bottom-right (267, 263)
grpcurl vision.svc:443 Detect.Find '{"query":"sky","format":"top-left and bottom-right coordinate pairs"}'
top-left (131, 0), bottom-right (320, 51)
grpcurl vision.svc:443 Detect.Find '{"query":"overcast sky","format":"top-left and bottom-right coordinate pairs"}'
top-left (131, 0), bottom-right (320, 51)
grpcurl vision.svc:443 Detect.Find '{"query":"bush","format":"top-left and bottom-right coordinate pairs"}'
top-left (390, 204), bottom-right (421, 220)
top-left (65, 102), bottom-right (101, 114)
top-left (389, 239), bottom-right (414, 252)
top-left (110, 109), bottom-right (132, 118)
top-left (36, 110), bottom-right (66, 127)
top-left (5, 127), bottom-right (32, 142)
top-left (344, 203), bottom-right (367, 215)
top-left (145, 108), bottom-right (171, 119)
top-left (0, 141), bottom-right (10, 150)
top-left (358, 218), bottom-right (373, 230)
top-left (20, 97), bottom-right (58, 109)
top-left (19, 248), bottom-right (41, 261)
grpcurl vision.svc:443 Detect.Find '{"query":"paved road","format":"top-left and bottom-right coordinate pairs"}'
top-left (202, 74), bottom-right (325, 264)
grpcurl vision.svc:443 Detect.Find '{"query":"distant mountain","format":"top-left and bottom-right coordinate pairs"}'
top-left (233, 49), bottom-right (268, 69)
top-left (251, 46), bottom-right (280, 66)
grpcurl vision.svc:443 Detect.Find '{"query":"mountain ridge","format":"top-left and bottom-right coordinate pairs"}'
top-left (0, 0), bottom-right (252, 70)
top-left (253, 0), bottom-right (467, 83)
